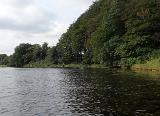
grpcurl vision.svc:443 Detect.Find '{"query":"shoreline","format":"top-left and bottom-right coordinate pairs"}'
top-left (2, 63), bottom-right (160, 74)
top-left (23, 64), bottom-right (108, 69)
top-left (132, 67), bottom-right (160, 72)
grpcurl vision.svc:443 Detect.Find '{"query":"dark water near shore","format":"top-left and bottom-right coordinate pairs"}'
top-left (0, 68), bottom-right (160, 116)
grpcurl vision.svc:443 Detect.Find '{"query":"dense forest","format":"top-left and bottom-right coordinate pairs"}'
top-left (1, 0), bottom-right (160, 68)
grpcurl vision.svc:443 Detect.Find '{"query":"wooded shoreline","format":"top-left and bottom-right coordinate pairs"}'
top-left (2, 64), bottom-right (160, 74)
top-left (1, 0), bottom-right (160, 72)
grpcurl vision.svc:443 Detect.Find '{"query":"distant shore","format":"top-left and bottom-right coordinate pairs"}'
top-left (2, 62), bottom-right (160, 73)
top-left (23, 63), bottom-right (108, 69)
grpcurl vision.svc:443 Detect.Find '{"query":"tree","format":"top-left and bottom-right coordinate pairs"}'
top-left (57, 33), bottom-right (73, 64)
top-left (32, 44), bottom-right (42, 61)
top-left (0, 54), bottom-right (9, 65)
top-left (41, 42), bottom-right (48, 60)
top-left (7, 0), bottom-right (160, 67)
top-left (10, 43), bottom-right (32, 67)
top-left (46, 46), bottom-right (59, 64)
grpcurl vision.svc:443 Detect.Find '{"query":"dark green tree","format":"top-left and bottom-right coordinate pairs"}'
top-left (11, 43), bottom-right (32, 67)
top-left (0, 54), bottom-right (9, 65)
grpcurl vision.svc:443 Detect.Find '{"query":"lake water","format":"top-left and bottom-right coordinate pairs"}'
top-left (0, 68), bottom-right (160, 116)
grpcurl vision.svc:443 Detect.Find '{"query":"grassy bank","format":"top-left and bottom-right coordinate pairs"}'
top-left (64, 64), bottom-right (107, 69)
top-left (23, 61), bottom-right (107, 69)
top-left (15, 58), bottom-right (160, 73)
top-left (132, 59), bottom-right (160, 72)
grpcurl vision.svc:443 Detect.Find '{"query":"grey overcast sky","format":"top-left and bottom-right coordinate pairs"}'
top-left (0, 0), bottom-right (95, 55)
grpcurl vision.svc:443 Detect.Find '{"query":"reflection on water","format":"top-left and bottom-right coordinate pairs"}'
top-left (0, 68), bottom-right (160, 116)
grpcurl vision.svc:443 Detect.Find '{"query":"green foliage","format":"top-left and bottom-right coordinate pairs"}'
top-left (150, 49), bottom-right (160, 59)
top-left (57, 33), bottom-right (73, 64)
top-left (121, 58), bottom-right (137, 69)
top-left (82, 50), bottom-right (92, 64)
top-left (133, 59), bottom-right (160, 69)
top-left (6, 0), bottom-right (160, 68)
top-left (10, 43), bottom-right (33, 67)
top-left (9, 43), bottom-right (52, 67)
top-left (46, 46), bottom-right (59, 64)
top-left (0, 54), bottom-right (9, 65)
top-left (24, 60), bottom-right (52, 68)
top-left (32, 44), bottom-right (43, 61)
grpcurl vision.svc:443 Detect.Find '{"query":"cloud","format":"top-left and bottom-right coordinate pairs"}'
top-left (0, 0), bottom-right (95, 55)
top-left (0, 0), bottom-right (55, 33)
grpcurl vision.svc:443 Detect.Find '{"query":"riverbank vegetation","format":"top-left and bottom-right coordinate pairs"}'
top-left (0, 54), bottom-right (8, 67)
top-left (0, 0), bottom-right (160, 69)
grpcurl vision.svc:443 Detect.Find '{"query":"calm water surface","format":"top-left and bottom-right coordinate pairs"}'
top-left (0, 68), bottom-right (160, 116)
